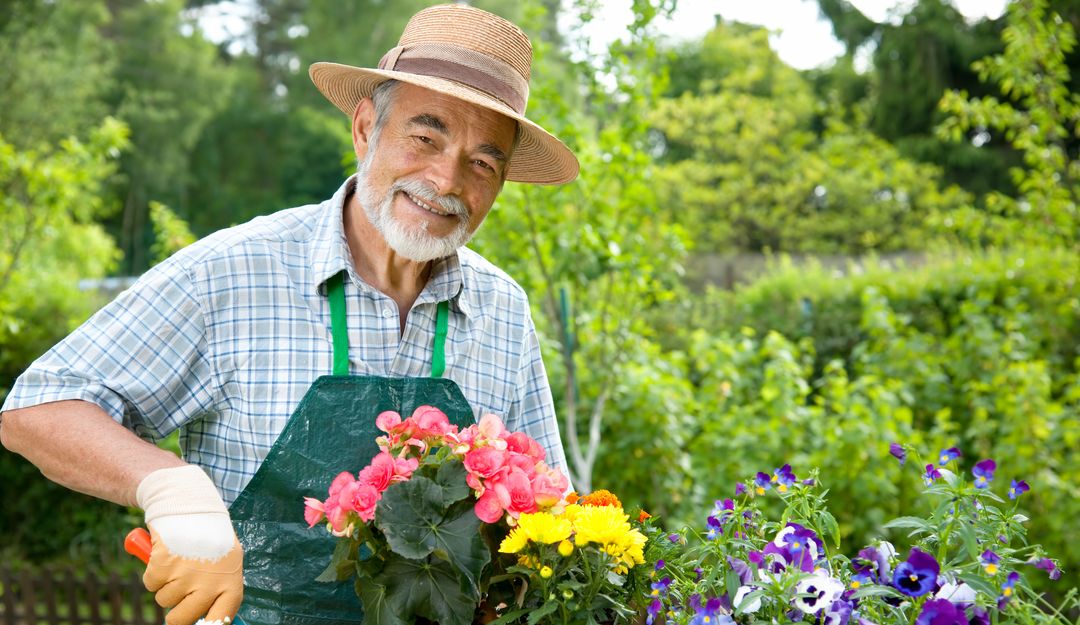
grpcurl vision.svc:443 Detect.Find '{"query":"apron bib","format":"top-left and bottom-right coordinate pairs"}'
top-left (230, 272), bottom-right (475, 625)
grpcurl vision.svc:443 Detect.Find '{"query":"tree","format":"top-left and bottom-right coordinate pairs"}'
top-left (652, 19), bottom-right (969, 254)
top-left (937, 0), bottom-right (1080, 247)
top-left (103, 0), bottom-right (235, 272)
top-left (472, 0), bottom-right (692, 505)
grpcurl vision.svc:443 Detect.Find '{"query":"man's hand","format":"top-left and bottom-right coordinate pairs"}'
top-left (137, 466), bottom-right (244, 625)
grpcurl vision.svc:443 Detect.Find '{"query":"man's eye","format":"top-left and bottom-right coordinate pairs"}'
top-left (414, 135), bottom-right (434, 145)
top-left (473, 159), bottom-right (495, 172)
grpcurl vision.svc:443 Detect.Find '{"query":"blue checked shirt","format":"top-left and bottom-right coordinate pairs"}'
top-left (2, 177), bottom-right (568, 505)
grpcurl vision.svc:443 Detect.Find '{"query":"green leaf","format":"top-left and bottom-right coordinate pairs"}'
top-left (851, 585), bottom-right (906, 600)
top-left (434, 458), bottom-right (472, 506)
top-left (356, 552), bottom-right (479, 625)
top-left (818, 509), bottom-right (841, 549)
top-left (315, 538), bottom-right (356, 583)
top-left (956, 572), bottom-right (998, 598)
top-left (376, 479), bottom-right (490, 592)
top-left (526, 600), bottom-right (559, 625)
top-left (882, 516), bottom-right (934, 533)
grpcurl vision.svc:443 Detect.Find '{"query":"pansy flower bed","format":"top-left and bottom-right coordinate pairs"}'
top-left (635, 446), bottom-right (1074, 625)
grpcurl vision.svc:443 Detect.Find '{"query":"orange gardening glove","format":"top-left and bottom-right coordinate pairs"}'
top-left (136, 466), bottom-right (244, 625)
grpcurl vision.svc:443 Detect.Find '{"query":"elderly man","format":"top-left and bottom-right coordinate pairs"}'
top-left (0, 5), bottom-right (577, 625)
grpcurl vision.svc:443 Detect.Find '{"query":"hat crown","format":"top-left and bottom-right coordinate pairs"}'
top-left (397, 4), bottom-right (532, 84)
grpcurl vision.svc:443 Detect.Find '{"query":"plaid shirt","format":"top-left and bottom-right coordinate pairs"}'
top-left (2, 177), bottom-right (567, 505)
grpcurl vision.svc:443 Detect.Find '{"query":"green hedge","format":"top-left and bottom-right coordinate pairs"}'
top-left (596, 246), bottom-right (1078, 594)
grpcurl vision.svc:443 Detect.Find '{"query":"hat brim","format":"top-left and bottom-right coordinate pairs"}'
top-left (310, 62), bottom-right (579, 185)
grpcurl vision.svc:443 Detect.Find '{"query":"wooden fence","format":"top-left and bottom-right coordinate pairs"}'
top-left (0, 564), bottom-right (164, 625)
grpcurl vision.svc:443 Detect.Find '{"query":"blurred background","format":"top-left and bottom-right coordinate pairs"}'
top-left (1, 0), bottom-right (1077, 618)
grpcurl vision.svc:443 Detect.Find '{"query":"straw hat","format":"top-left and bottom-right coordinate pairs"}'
top-left (309, 4), bottom-right (579, 185)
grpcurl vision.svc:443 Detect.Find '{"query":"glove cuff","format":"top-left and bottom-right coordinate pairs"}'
top-left (137, 465), bottom-right (227, 522)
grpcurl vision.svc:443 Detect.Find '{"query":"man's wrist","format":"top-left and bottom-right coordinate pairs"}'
top-left (137, 465), bottom-right (227, 522)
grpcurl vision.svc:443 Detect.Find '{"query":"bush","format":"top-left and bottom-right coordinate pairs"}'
top-left (599, 248), bottom-right (1078, 596)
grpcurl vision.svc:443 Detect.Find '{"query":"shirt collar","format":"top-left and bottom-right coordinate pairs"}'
top-left (310, 176), bottom-right (466, 310)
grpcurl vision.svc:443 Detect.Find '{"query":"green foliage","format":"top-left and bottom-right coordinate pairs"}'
top-left (0, 118), bottom-right (136, 566)
top-left (149, 202), bottom-right (196, 266)
top-left (937, 0), bottom-right (1080, 248)
top-left (642, 248), bottom-right (1080, 590)
top-left (653, 20), bottom-right (969, 254)
top-left (0, 0), bottom-right (114, 150)
top-left (473, 0), bottom-right (688, 494)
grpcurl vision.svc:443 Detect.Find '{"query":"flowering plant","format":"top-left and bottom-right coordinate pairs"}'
top-left (486, 489), bottom-right (652, 625)
top-left (303, 406), bottom-right (569, 625)
top-left (638, 447), bottom-right (1074, 625)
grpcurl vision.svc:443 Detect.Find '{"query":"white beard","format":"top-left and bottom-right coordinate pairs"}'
top-left (355, 156), bottom-right (474, 262)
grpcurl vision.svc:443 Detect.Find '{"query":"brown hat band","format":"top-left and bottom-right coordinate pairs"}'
top-left (377, 43), bottom-right (530, 114)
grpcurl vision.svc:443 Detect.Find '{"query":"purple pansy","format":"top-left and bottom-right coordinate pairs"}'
top-left (923, 464), bottom-right (942, 486)
top-left (916, 599), bottom-right (967, 625)
top-left (646, 599), bottom-right (663, 625)
top-left (824, 599), bottom-right (853, 625)
top-left (650, 576), bottom-right (673, 597)
top-left (997, 572), bottom-right (1020, 610)
top-left (889, 442), bottom-right (907, 466)
top-left (728, 556), bottom-right (754, 585)
top-left (893, 547), bottom-right (940, 597)
top-left (854, 542), bottom-right (894, 583)
top-left (938, 447), bottom-right (962, 466)
top-left (1028, 557), bottom-right (1060, 581)
top-left (972, 459), bottom-right (996, 488)
top-left (772, 464), bottom-right (797, 492)
top-left (754, 472), bottom-right (772, 495)
top-left (967, 605), bottom-right (990, 625)
top-left (764, 523), bottom-right (821, 573)
top-left (655, 559), bottom-right (665, 570)
top-left (735, 482), bottom-right (748, 496)
top-left (690, 597), bottom-right (730, 625)
top-left (748, 550), bottom-right (765, 567)
top-left (980, 550), bottom-right (1000, 575)
top-left (1008, 479), bottom-right (1029, 500)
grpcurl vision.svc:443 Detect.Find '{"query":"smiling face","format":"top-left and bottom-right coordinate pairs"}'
top-left (352, 82), bottom-right (518, 262)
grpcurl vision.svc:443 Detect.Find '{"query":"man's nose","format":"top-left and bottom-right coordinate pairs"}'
top-left (425, 152), bottom-right (466, 197)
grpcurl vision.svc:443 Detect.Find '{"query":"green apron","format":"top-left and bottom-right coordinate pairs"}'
top-left (230, 271), bottom-right (476, 625)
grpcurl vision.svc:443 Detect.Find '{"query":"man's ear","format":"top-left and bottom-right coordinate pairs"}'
top-left (352, 97), bottom-right (377, 162)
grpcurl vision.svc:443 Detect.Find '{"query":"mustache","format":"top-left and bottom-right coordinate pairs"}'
top-left (390, 178), bottom-right (468, 217)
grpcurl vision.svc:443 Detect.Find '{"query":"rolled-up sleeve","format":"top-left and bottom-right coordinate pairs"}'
top-left (1, 258), bottom-right (217, 442)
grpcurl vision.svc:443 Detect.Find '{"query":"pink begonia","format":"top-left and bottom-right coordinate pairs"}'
top-left (303, 497), bottom-right (326, 528)
top-left (412, 405), bottom-right (459, 438)
top-left (477, 413), bottom-right (507, 440)
top-left (507, 452), bottom-right (539, 478)
top-left (505, 431), bottom-right (545, 463)
top-left (493, 466), bottom-right (537, 516)
top-left (349, 482), bottom-right (381, 522)
top-left (474, 489), bottom-right (504, 523)
top-left (531, 466), bottom-right (569, 508)
top-left (375, 410), bottom-right (402, 433)
top-left (464, 446), bottom-right (509, 480)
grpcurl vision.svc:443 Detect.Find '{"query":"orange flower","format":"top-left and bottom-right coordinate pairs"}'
top-left (638, 510), bottom-right (652, 523)
top-left (579, 489), bottom-right (621, 508)
top-left (565, 491), bottom-right (580, 505)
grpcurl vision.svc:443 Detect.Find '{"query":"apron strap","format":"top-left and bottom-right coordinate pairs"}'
top-left (326, 271), bottom-right (451, 379)
top-left (432, 300), bottom-right (449, 378)
top-left (327, 272), bottom-right (350, 376)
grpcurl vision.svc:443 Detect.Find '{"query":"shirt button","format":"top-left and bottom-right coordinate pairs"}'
top-left (382, 307), bottom-right (394, 318)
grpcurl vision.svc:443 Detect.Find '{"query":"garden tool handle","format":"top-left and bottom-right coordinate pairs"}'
top-left (125, 527), bottom-right (153, 564)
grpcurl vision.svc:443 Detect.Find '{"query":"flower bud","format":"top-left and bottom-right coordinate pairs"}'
top-left (562, 589), bottom-right (574, 600)
top-left (540, 566), bottom-right (553, 579)
top-left (558, 540), bottom-right (574, 557)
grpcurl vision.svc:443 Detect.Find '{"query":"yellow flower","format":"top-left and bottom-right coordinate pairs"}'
top-left (572, 505), bottom-right (632, 547)
top-left (517, 512), bottom-right (572, 545)
top-left (558, 540), bottom-right (574, 557)
top-left (540, 565), bottom-right (553, 579)
top-left (499, 528), bottom-right (528, 554)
